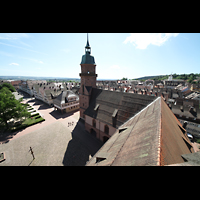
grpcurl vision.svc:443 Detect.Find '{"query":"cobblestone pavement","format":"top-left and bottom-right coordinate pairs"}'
top-left (0, 98), bottom-right (80, 143)
top-left (0, 98), bottom-right (103, 166)
top-left (0, 119), bottom-right (103, 166)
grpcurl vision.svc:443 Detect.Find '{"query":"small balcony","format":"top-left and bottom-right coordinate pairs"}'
top-left (79, 73), bottom-right (97, 77)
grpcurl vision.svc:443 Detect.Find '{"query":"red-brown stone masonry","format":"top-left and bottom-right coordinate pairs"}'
top-left (79, 94), bottom-right (89, 109)
top-left (80, 108), bottom-right (85, 119)
top-left (80, 64), bottom-right (96, 74)
top-left (81, 76), bottom-right (96, 88)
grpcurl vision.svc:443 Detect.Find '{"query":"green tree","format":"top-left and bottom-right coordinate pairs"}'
top-left (0, 87), bottom-right (30, 129)
top-left (188, 77), bottom-right (194, 83)
top-left (0, 82), bottom-right (16, 92)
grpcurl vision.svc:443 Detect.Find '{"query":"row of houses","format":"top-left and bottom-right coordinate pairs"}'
top-left (18, 80), bottom-right (80, 114)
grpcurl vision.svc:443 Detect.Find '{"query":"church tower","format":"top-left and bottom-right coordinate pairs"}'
top-left (79, 34), bottom-right (97, 120)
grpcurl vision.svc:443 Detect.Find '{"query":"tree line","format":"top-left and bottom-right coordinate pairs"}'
top-left (122, 73), bottom-right (200, 83)
top-left (0, 83), bottom-right (30, 131)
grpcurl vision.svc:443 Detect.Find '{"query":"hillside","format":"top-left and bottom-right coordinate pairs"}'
top-left (135, 73), bottom-right (200, 83)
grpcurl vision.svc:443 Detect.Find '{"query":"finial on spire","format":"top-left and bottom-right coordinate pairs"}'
top-left (85, 33), bottom-right (91, 54)
top-left (87, 33), bottom-right (89, 43)
top-left (85, 33), bottom-right (90, 48)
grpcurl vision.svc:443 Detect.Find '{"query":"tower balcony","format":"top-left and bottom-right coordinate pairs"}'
top-left (79, 73), bottom-right (98, 77)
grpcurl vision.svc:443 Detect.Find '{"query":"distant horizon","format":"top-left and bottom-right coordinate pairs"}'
top-left (0, 74), bottom-right (178, 81)
top-left (0, 75), bottom-right (117, 81)
top-left (1, 33), bottom-right (200, 80)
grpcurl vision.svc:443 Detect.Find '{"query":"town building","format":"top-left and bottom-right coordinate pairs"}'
top-left (191, 83), bottom-right (200, 92)
top-left (185, 91), bottom-right (200, 105)
top-left (79, 35), bottom-right (157, 143)
top-left (163, 75), bottom-right (186, 89)
top-left (77, 34), bottom-right (196, 166)
top-left (53, 90), bottom-right (79, 114)
top-left (19, 80), bottom-right (47, 96)
top-left (18, 80), bottom-right (80, 111)
top-left (79, 34), bottom-right (97, 120)
top-left (32, 82), bottom-right (64, 106)
top-left (86, 97), bottom-right (194, 166)
top-left (84, 88), bottom-right (156, 142)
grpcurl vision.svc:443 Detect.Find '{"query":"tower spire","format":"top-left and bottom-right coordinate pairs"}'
top-left (85, 33), bottom-right (90, 49)
top-left (87, 33), bottom-right (89, 46)
top-left (85, 33), bottom-right (91, 54)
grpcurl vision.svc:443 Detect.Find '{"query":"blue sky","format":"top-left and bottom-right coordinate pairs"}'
top-left (0, 33), bottom-right (199, 80)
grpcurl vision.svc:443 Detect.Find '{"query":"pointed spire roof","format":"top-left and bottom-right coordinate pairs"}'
top-left (85, 33), bottom-right (90, 49)
top-left (80, 33), bottom-right (96, 65)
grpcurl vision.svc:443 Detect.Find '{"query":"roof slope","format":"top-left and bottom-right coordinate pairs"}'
top-left (160, 97), bottom-right (194, 165)
top-left (86, 97), bottom-right (194, 166)
top-left (53, 90), bottom-right (79, 106)
top-left (84, 88), bottom-right (156, 128)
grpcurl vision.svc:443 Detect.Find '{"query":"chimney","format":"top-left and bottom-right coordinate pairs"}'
top-left (189, 106), bottom-right (197, 117)
top-left (189, 106), bottom-right (194, 112)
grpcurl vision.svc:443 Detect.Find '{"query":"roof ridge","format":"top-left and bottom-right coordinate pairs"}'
top-left (157, 98), bottom-right (162, 166)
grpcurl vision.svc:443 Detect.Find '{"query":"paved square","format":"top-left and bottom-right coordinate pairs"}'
top-left (0, 119), bottom-right (103, 166)
top-left (0, 98), bottom-right (103, 166)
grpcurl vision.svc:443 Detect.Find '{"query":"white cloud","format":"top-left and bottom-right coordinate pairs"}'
top-left (123, 33), bottom-right (179, 49)
top-left (9, 63), bottom-right (19, 66)
top-left (39, 61), bottom-right (44, 64)
top-left (0, 33), bottom-right (29, 40)
top-left (0, 41), bottom-right (48, 55)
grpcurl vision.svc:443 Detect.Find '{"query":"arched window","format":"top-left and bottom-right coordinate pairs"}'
top-left (92, 119), bottom-right (96, 128)
top-left (104, 125), bottom-right (109, 135)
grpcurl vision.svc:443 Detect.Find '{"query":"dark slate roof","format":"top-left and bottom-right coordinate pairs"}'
top-left (86, 97), bottom-right (194, 166)
top-left (53, 91), bottom-right (67, 106)
top-left (84, 88), bottom-right (157, 128)
top-left (45, 89), bottom-right (64, 99)
top-left (53, 90), bottom-right (79, 106)
top-left (170, 104), bottom-right (200, 123)
top-left (80, 53), bottom-right (96, 65)
top-left (168, 151), bottom-right (200, 166)
top-left (85, 86), bottom-right (92, 93)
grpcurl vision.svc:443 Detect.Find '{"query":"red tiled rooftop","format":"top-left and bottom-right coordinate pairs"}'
top-left (86, 97), bottom-right (194, 166)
